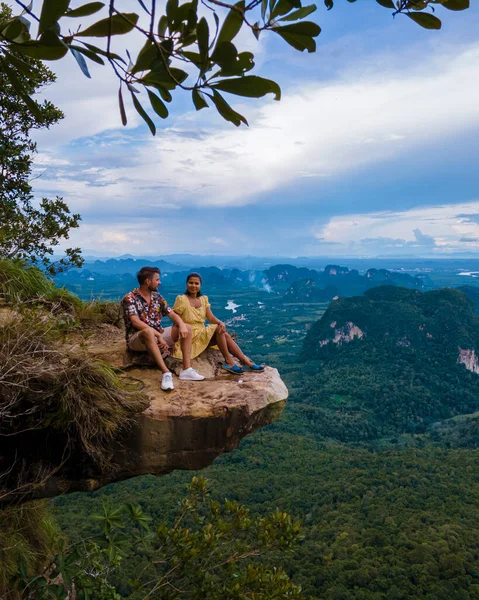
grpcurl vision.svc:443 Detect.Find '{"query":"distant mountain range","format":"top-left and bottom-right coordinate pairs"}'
top-left (273, 264), bottom-right (429, 300)
top-left (56, 260), bottom-right (431, 300)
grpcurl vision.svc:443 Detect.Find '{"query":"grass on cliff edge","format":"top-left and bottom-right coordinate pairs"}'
top-left (0, 259), bottom-right (121, 325)
top-left (0, 260), bottom-right (148, 488)
top-left (0, 317), bottom-right (148, 471)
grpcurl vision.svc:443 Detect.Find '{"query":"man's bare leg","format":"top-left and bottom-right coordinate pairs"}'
top-left (139, 329), bottom-right (169, 373)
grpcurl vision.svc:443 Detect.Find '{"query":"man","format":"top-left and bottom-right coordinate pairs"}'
top-left (122, 266), bottom-right (204, 391)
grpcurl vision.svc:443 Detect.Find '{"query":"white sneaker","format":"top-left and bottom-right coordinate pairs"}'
top-left (179, 367), bottom-right (205, 381)
top-left (161, 372), bottom-right (174, 391)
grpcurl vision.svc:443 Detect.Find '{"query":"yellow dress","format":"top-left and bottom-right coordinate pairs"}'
top-left (172, 294), bottom-right (218, 360)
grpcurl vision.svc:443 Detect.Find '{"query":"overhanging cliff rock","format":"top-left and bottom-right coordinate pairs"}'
top-left (0, 312), bottom-right (288, 504)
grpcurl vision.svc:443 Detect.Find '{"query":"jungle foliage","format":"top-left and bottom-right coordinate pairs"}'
top-left (6, 477), bottom-right (303, 600)
top-left (0, 4), bottom-right (82, 274)
top-left (0, 0), bottom-right (470, 131)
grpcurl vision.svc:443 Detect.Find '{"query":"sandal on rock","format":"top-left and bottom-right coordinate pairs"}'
top-left (222, 363), bottom-right (244, 374)
top-left (242, 363), bottom-right (265, 372)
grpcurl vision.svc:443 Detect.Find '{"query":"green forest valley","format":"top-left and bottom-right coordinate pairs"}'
top-left (7, 264), bottom-right (477, 600)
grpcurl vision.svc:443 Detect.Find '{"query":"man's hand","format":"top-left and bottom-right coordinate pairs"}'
top-left (216, 321), bottom-right (226, 334)
top-left (155, 331), bottom-right (169, 351)
top-left (178, 323), bottom-right (189, 339)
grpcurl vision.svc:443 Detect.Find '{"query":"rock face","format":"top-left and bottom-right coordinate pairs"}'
top-left (457, 348), bottom-right (479, 374)
top-left (319, 321), bottom-right (364, 347)
top-left (2, 319), bottom-right (288, 502)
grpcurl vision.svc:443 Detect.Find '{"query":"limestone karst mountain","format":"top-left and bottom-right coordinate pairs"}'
top-left (295, 285), bottom-right (479, 441)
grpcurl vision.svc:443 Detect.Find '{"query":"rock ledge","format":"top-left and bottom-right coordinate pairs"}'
top-left (4, 320), bottom-right (288, 501)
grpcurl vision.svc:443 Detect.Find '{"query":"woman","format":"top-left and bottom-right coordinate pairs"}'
top-left (172, 273), bottom-right (264, 374)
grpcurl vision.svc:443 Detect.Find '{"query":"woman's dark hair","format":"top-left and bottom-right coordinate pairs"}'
top-left (185, 272), bottom-right (202, 297)
top-left (137, 266), bottom-right (160, 285)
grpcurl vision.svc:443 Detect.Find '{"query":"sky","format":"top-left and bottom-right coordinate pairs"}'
top-left (28, 0), bottom-right (479, 258)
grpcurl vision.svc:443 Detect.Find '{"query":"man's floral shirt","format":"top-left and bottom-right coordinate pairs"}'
top-left (122, 289), bottom-right (172, 342)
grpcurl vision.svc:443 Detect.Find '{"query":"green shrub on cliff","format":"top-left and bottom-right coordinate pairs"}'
top-left (0, 260), bottom-right (148, 505)
top-left (10, 477), bottom-right (303, 600)
top-left (0, 502), bottom-right (60, 598)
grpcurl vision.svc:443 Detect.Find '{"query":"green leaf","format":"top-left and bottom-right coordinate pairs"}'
top-left (147, 89), bottom-right (169, 118)
top-left (197, 17), bottom-right (209, 68)
top-left (70, 46), bottom-right (91, 77)
top-left (181, 50), bottom-right (202, 66)
top-left (3, 51), bottom-right (34, 76)
top-left (1, 17), bottom-right (29, 42)
top-left (169, 67), bottom-right (188, 83)
top-left (275, 30), bottom-right (316, 52)
top-left (16, 38), bottom-right (69, 60)
top-left (76, 13), bottom-right (139, 37)
top-left (118, 86), bottom-right (127, 125)
top-left (158, 15), bottom-right (168, 37)
top-left (157, 86), bottom-right (172, 102)
top-left (69, 44), bottom-right (105, 64)
top-left (271, 0), bottom-right (301, 20)
top-left (211, 41), bottom-right (237, 68)
top-left (406, 11), bottom-right (442, 29)
top-left (65, 2), bottom-right (105, 17)
top-left (39, 0), bottom-right (70, 35)
top-left (83, 42), bottom-right (126, 62)
top-left (442, 0), bottom-right (469, 10)
top-left (324, 0), bottom-right (333, 8)
top-left (171, 1), bottom-right (196, 30)
top-left (131, 92), bottom-right (156, 134)
top-left (219, 51), bottom-right (254, 76)
top-left (216, 1), bottom-right (244, 46)
top-left (212, 75), bottom-right (281, 100)
top-left (279, 5), bottom-right (317, 21)
top-left (144, 82), bottom-right (172, 101)
top-left (131, 39), bottom-right (160, 74)
top-left (274, 21), bottom-right (321, 36)
top-left (209, 90), bottom-right (248, 126)
top-left (375, 0), bottom-right (395, 7)
top-left (166, 0), bottom-right (179, 29)
top-left (192, 88), bottom-right (208, 110)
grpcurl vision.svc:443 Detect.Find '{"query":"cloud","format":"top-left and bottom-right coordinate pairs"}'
top-left (314, 200), bottom-right (479, 256)
top-left (412, 229), bottom-right (435, 247)
top-left (123, 41), bottom-right (479, 208)
top-left (208, 237), bottom-right (229, 246)
top-left (34, 40), bottom-right (479, 215)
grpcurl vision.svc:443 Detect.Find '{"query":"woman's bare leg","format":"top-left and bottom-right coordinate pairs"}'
top-left (171, 324), bottom-right (193, 370)
top-left (211, 331), bottom-right (235, 366)
top-left (224, 332), bottom-right (254, 367)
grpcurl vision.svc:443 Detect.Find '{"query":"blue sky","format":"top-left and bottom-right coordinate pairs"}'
top-left (30, 0), bottom-right (479, 258)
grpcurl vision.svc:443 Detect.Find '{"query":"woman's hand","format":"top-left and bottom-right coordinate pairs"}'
top-left (216, 321), bottom-right (226, 334)
top-left (179, 323), bottom-right (190, 339)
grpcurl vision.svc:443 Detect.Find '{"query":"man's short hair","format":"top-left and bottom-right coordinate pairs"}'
top-left (137, 266), bottom-right (160, 285)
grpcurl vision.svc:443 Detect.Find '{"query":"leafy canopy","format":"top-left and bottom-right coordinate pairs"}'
top-left (0, 4), bottom-right (82, 275)
top-left (0, 0), bottom-right (470, 132)
top-left (11, 476), bottom-right (304, 600)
